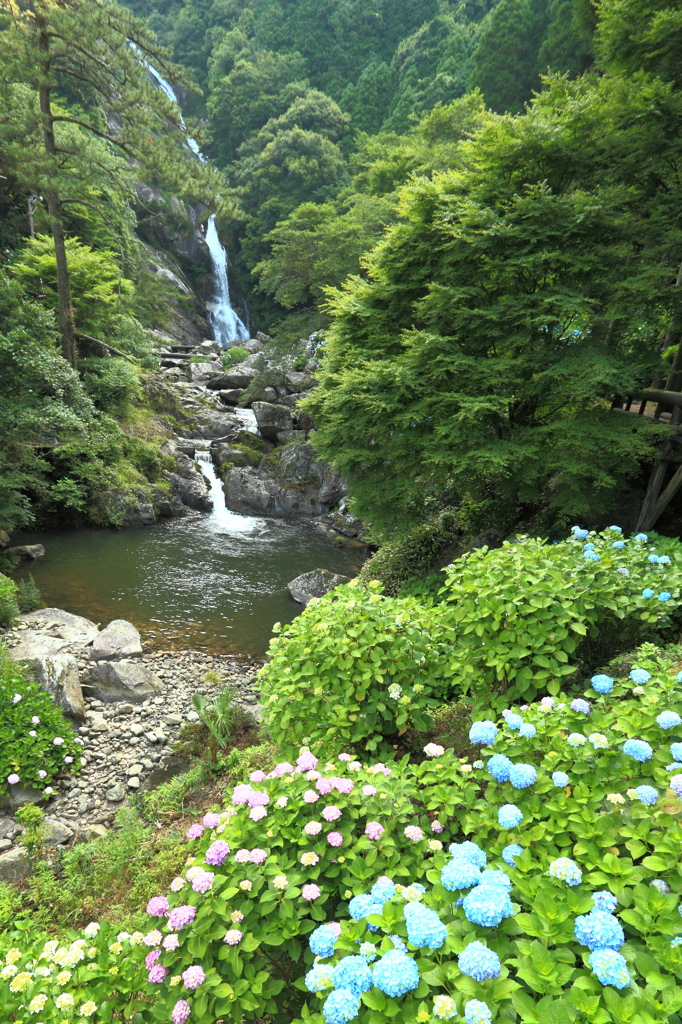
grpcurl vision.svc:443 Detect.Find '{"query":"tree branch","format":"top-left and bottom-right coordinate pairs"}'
top-left (49, 115), bottom-right (135, 156)
top-left (76, 332), bottom-right (138, 364)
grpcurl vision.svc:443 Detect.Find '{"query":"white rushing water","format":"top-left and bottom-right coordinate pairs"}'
top-left (195, 451), bottom-right (259, 534)
top-left (146, 64), bottom-right (249, 344)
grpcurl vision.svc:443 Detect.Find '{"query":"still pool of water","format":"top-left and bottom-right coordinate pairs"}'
top-left (11, 460), bottom-right (364, 657)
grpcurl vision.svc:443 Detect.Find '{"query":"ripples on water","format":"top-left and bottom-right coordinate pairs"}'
top-left (12, 458), bottom-right (364, 656)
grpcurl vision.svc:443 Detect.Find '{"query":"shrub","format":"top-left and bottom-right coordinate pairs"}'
top-left (192, 686), bottom-right (258, 755)
top-left (80, 357), bottom-right (142, 413)
top-left (0, 646), bottom-right (82, 796)
top-left (17, 575), bottom-right (43, 614)
top-left (438, 528), bottom-right (682, 708)
top-left (0, 573), bottom-right (18, 626)
top-left (221, 346), bottom-right (250, 368)
top-left (261, 580), bottom-right (456, 756)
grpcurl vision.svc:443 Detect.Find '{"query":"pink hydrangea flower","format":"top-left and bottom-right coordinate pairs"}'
top-left (247, 790), bottom-right (270, 808)
top-left (224, 929), bottom-right (242, 945)
top-left (7, 774), bottom-right (19, 785)
top-left (192, 871), bottom-right (214, 894)
top-left (205, 841), bottom-right (230, 866)
top-left (149, 964), bottom-right (168, 983)
top-left (404, 826), bottom-right (424, 841)
top-left (316, 777), bottom-right (334, 795)
top-left (202, 812), bottom-right (221, 829)
top-left (322, 805), bottom-right (341, 822)
top-left (145, 949), bottom-right (161, 970)
top-left (331, 777), bottom-right (354, 795)
top-left (297, 751), bottom-right (318, 772)
top-left (170, 877), bottom-right (185, 892)
top-left (431, 820), bottom-right (444, 834)
top-left (362, 785), bottom-right (377, 797)
top-left (301, 883), bottom-right (321, 901)
top-left (365, 821), bottom-right (384, 840)
top-left (327, 832), bottom-right (343, 847)
top-left (182, 965), bottom-right (205, 990)
top-left (250, 849), bottom-right (267, 865)
top-left (146, 896), bottom-right (169, 917)
top-left (143, 930), bottom-right (163, 947)
top-left (250, 770), bottom-right (267, 783)
top-left (167, 906), bottom-right (196, 930)
top-left (303, 789), bottom-right (319, 803)
top-left (370, 763), bottom-right (392, 777)
top-left (271, 762), bottom-right (294, 777)
top-left (348, 761), bottom-right (362, 771)
top-left (232, 784), bottom-right (255, 805)
top-left (329, 922), bottom-right (342, 936)
top-left (249, 806), bottom-right (267, 822)
top-left (163, 934), bottom-right (180, 951)
top-left (172, 1000), bottom-right (191, 1024)
top-left (186, 823), bottom-right (204, 840)
top-left (338, 753), bottom-right (351, 761)
top-left (235, 849), bottom-right (251, 863)
top-left (304, 821), bottom-right (322, 836)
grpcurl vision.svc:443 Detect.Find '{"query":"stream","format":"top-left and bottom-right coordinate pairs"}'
top-left (11, 460), bottom-right (363, 658)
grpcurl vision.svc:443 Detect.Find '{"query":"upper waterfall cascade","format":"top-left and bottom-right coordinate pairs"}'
top-left (146, 64), bottom-right (249, 345)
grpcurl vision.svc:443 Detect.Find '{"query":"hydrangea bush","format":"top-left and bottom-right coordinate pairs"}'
top-left (0, 646), bottom-right (82, 796)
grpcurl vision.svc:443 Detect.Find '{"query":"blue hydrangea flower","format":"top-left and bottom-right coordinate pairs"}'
top-left (306, 964), bottom-right (334, 992)
top-left (671, 743), bottom-right (682, 762)
top-left (502, 844), bottom-right (523, 866)
top-left (568, 733), bottom-right (587, 746)
top-left (388, 934), bottom-right (406, 951)
top-left (348, 895), bottom-right (383, 923)
top-left (310, 925), bottom-right (339, 958)
top-left (465, 1000), bottom-right (492, 1024)
top-left (457, 941), bottom-right (501, 981)
top-left (370, 878), bottom-right (395, 903)
top-left (588, 949), bottom-right (630, 989)
top-left (571, 699), bottom-right (591, 714)
top-left (519, 722), bottom-right (536, 738)
top-left (630, 669), bottom-right (651, 685)
top-left (372, 950), bottom-right (420, 997)
top-left (642, 589), bottom-right (655, 599)
top-left (332, 956), bottom-right (373, 996)
top-left (509, 763), bottom-right (537, 789)
top-left (612, 541), bottom-right (625, 549)
top-left (635, 533), bottom-right (648, 542)
top-left (622, 739), bottom-right (653, 762)
top-left (403, 904), bottom-right (448, 949)
top-left (504, 712), bottom-right (523, 730)
top-left (479, 869), bottom-right (512, 890)
top-left (583, 542), bottom-right (595, 551)
top-left (635, 785), bottom-right (657, 805)
top-left (650, 880), bottom-right (670, 894)
top-left (671, 937), bottom-right (682, 947)
top-left (591, 674), bottom-right (614, 694)
top-left (552, 771), bottom-right (570, 787)
top-left (667, 762), bottom-right (682, 772)
top-left (574, 911), bottom-right (625, 950)
top-left (584, 551), bottom-right (600, 561)
top-left (678, 672), bottom-right (682, 683)
top-left (548, 857), bottom-right (582, 885)
top-left (572, 527), bottom-right (589, 540)
top-left (487, 754), bottom-right (514, 782)
top-left (497, 804), bottom-right (523, 829)
top-left (657, 711), bottom-right (682, 730)
top-left (322, 988), bottom-right (360, 1024)
top-left (469, 720), bottom-right (498, 745)
top-left (462, 885), bottom-right (514, 927)
top-left (441, 858), bottom-right (482, 891)
top-left (649, 554), bottom-right (660, 564)
top-left (607, 525), bottom-right (622, 533)
top-left (473, 760), bottom-right (484, 769)
top-left (659, 555), bottom-right (671, 564)
top-left (592, 892), bottom-right (618, 913)
top-left (659, 592), bottom-right (672, 602)
top-left (448, 841), bottom-right (487, 868)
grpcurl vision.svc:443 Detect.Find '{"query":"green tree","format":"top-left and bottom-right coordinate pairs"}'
top-left (471, 0), bottom-right (550, 112)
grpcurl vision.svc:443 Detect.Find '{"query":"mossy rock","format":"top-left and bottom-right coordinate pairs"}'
top-left (233, 429), bottom-right (273, 455)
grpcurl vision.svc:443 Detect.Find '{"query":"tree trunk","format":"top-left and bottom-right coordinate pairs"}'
top-left (36, 11), bottom-right (78, 368)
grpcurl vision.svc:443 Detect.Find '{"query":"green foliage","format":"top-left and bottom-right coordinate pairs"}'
top-left (261, 580), bottom-right (456, 757)
top-left (357, 508), bottom-right (462, 596)
top-left (192, 685), bottom-right (258, 753)
top-left (0, 573), bottom-right (19, 627)
top-left (80, 357), bottom-right (142, 413)
top-left (16, 575), bottom-right (43, 614)
top-left (0, 645), bottom-right (82, 795)
top-left (15, 804), bottom-right (47, 865)
top-left (221, 346), bottom-right (250, 368)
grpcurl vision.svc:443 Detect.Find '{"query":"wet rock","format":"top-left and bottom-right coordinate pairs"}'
top-left (25, 654), bottom-right (85, 719)
top-left (252, 402), bottom-right (293, 441)
top-left (218, 388), bottom-right (245, 405)
top-left (276, 430), bottom-right (306, 446)
top-left (7, 544), bottom-right (45, 559)
top-left (287, 568), bottom-right (351, 606)
top-left (185, 409), bottom-right (242, 440)
top-left (141, 754), bottom-right (190, 792)
top-left (188, 361), bottom-right (222, 382)
top-left (87, 661), bottom-right (163, 703)
top-left (224, 442), bottom-right (345, 517)
top-left (91, 620), bottom-right (142, 661)
top-left (0, 847), bottom-right (28, 883)
top-left (206, 367), bottom-right (259, 390)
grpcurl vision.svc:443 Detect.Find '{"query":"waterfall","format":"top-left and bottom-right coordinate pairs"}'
top-left (145, 63), bottom-right (249, 345)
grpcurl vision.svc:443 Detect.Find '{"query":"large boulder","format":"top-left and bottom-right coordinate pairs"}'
top-left (43, 816), bottom-right (75, 847)
top-left (97, 489), bottom-right (157, 527)
top-left (7, 544), bottom-right (45, 560)
top-left (206, 367), bottom-right (259, 390)
top-left (90, 620), bottom-right (142, 661)
top-left (0, 847), bottom-right (28, 884)
top-left (25, 654), bottom-right (85, 719)
top-left (185, 410), bottom-right (242, 441)
top-left (0, 529), bottom-right (10, 548)
top-left (287, 569), bottom-right (351, 606)
top-left (224, 441), bottom-right (345, 516)
top-left (168, 452), bottom-right (212, 510)
top-left (252, 402), bottom-right (293, 441)
top-left (87, 661), bottom-right (163, 703)
top-left (14, 609), bottom-right (99, 651)
top-left (188, 360), bottom-right (222, 382)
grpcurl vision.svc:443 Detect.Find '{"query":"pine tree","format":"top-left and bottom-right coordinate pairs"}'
top-left (0, 0), bottom-right (214, 367)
